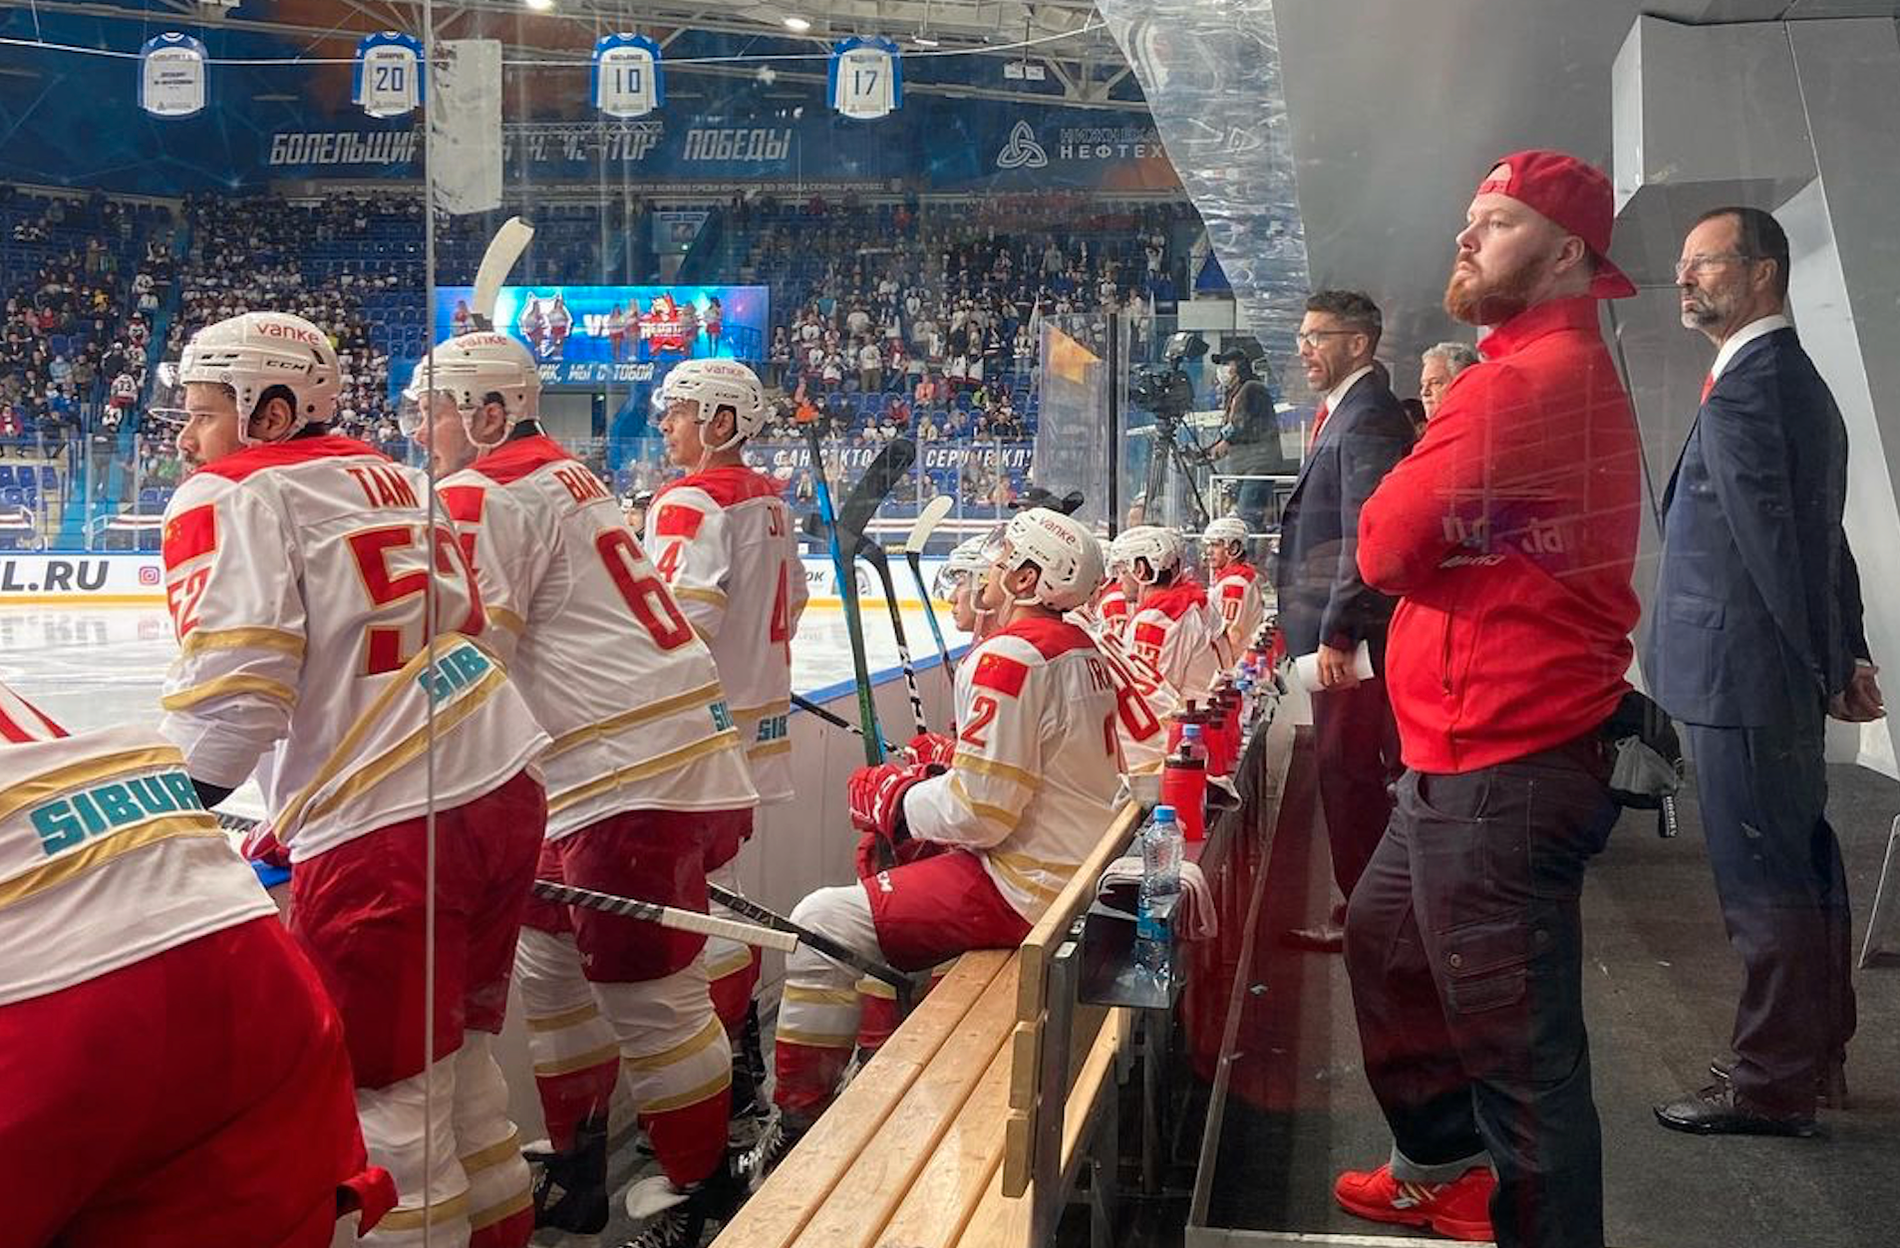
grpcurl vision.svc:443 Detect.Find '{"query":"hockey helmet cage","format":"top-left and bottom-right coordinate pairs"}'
top-left (400, 332), bottom-right (540, 443)
top-left (658, 359), bottom-right (768, 451)
top-left (1202, 516), bottom-right (1249, 552)
top-left (933, 534), bottom-right (993, 600)
top-left (1110, 525), bottom-right (1181, 585)
top-left (999, 508), bottom-right (1102, 612)
top-left (174, 311), bottom-right (341, 438)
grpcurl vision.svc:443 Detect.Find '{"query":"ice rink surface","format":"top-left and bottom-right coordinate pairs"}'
top-left (0, 602), bottom-right (968, 817)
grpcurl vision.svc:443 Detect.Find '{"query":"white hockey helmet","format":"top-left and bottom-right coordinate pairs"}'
top-left (997, 508), bottom-right (1103, 612)
top-left (158, 311), bottom-right (340, 439)
top-left (1110, 525), bottom-right (1182, 585)
top-left (932, 534), bottom-right (993, 600)
top-left (399, 331), bottom-right (541, 444)
top-left (1202, 516), bottom-right (1249, 555)
top-left (657, 359), bottom-right (768, 451)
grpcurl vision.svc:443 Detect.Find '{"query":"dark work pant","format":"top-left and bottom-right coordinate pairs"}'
top-left (1685, 707), bottom-right (1855, 1115)
top-left (1311, 674), bottom-right (1402, 903)
top-left (1344, 738), bottom-right (1616, 1248)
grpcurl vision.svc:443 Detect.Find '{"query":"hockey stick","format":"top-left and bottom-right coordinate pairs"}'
top-left (792, 691), bottom-right (897, 754)
top-left (705, 883), bottom-right (910, 993)
top-left (472, 217), bottom-right (535, 330)
top-left (797, 414), bottom-right (888, 773)
top-left (855, 532), bottom-right (928, 738)
top-left (533, 880), bottom-right (801, 955)
top-left (900, 494), bottom-right (957, 685)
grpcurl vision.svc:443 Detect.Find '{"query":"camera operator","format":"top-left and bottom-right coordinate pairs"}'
top-left (1209, 346), bottom-right (1296, 532)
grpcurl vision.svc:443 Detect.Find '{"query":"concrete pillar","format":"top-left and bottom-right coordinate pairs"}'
top-left (1610, 14), bottom-right (1900, 775)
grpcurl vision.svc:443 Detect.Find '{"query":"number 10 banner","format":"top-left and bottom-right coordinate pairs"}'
top-left (593, 33), bottom-right (664, 119)
top-left (353, 32), bottom-right (424, 119)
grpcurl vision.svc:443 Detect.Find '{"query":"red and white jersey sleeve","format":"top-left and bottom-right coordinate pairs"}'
top-left (644, 466), bottom-right (807, 805)
top-left (903, 617), bottom-right (1123, 923)
top-left (439, 436), bottom-right (757, 840)
top-left (1091, 629), bottom-right (1169, 778)
top-left (0, 717), bottom-right (278, 1006)
top-left (1211, 563), bottom-right (1264, 660)
top-left (157, 436), bottom-right (549, 862)
top-left (1126, 581), bottom-right (1223, 709)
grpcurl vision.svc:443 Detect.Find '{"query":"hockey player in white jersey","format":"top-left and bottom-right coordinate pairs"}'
top-left (408, 332), bottom-right (757, 1248)
top-left (748, 508), bottom-right (1123, 1175)
top-left (154, 312), bottom-right (551, 1248)
top-left (1202, 516), bottom-right (1265, 659)
top-left (0, 680), bottom-right (397, 1248)
top-left (648, 359), bottom-right (807, 1125)
top-left (1110, 525), bottom-right (1223, 717)
top-left (933, 533), bottom-right (999, 640)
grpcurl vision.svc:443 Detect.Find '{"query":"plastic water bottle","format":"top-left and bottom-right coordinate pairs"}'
top-left (1135, 805), bottom-right (1184, 982)
top-left (1179, 722), bottom-right (1206, 763)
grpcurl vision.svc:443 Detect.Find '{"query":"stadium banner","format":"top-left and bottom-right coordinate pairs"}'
top-left (0, 553), bottom-right (167, 604)
top-left (429, 284), bottom-right (769, 383)
top-left (0, 14), bottom-right (1178, 195)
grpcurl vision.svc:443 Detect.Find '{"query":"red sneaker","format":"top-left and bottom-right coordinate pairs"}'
top-left (1334, 1162), bottom-right (1495, 1242)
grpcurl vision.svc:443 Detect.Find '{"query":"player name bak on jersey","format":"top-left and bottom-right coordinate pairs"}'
top-left (0, 723), bottom-right (277, 1006)
top-left (439, 435), bottom-right (757, 839)
top-left (904, 617), bottom-right (1124, 922)
top-left (158, 436), bottom-right (550, 862)
top-left (646, 465), bottom-right (808, 805)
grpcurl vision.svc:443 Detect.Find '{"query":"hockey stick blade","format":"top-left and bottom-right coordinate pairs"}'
top-left (857, 533), bottom-right (928, 736)
top-left (471, 216), bottom-right (534, 330)
top-left (905, 494), bottom-right (955, 555)
top-left (792, 692), bottom-right (897, 753)
top-left (835, 437), bottom-right (916, 543)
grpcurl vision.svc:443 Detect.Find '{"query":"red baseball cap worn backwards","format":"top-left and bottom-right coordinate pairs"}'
top-left (1475, 149), bottom-right (1637, 299)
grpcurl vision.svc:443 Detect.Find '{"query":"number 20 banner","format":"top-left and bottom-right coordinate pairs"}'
top-left (353, 32), bottom-right (424, 120)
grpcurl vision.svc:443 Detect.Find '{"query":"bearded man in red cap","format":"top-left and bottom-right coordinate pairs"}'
top-left (1331, 151), bottom-right (1643, 1248)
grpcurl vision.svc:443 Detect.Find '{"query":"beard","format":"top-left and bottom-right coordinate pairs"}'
top-left (1444, 251), bottom-right (1547, 326)
top-left (1679, 289), bottom-right (1727, 330)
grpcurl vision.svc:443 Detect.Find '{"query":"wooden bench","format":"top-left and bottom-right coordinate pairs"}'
top-left (713, 800), bottom-right (1145, 1248)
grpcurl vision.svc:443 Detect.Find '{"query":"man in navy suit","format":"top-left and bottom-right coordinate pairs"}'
top-left (1271, 290), bottom-right (1415, 950)
top-left (1648, 206), bottom-right (1884, 1138)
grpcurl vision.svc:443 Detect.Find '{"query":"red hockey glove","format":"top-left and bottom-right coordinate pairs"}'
top-left (847, 761), bottom-right (929, 841)
top-left (904, 731), bottom-right (955, 772)
top-left (240, 822), bottom-right (291, 870)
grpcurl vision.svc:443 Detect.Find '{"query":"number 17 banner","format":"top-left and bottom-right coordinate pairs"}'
top-left (830, 36), bottom-right (903, 121)
top-left (593, 33), bottom-right (664, 119)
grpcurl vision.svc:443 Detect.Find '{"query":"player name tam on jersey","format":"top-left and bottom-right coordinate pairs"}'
top-left (158, 436), bottom-right (549, 862)
top-left (440, 435), bottom-right (756, 839)
top-left (0, 718), bottom-right (277, 1006)
top-left (646, 467), bottom-right (808, 804)
top-left (903, 618), bottom-right (1124, 922)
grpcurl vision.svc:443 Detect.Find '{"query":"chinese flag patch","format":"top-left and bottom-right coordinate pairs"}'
top-left (971, 651), bottom-right (1030, 698)
top-left (439, 485), bottom-right (486, 524)
top-left (162, 504), bottom-right (218, 568)
top-left (654, 504), bottom-right (704, 539)
top-left (1133, 621), bottom-right (1167, 650)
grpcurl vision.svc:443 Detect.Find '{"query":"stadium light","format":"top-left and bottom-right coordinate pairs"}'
top-left (524, 0), bottom-right (554, 10)
top-left (782, 15), bottom-right (812, 33)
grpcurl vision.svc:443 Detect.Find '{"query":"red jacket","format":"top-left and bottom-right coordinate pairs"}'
top-left (1357, 297), bottom-right (1641, 774)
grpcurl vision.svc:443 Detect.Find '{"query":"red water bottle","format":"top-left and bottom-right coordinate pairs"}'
top-left (1160, 733), bottom-right (1208, 842)
top-left (1204, 700), bottom-right (1232, 777)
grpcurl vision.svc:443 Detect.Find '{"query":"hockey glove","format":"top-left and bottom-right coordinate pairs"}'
top-left (847, 761), bottom-right (929, 842)
top-left (240, 822), bottom-right (291, 871)
top-left (904, 731), bottom-right (955, 773)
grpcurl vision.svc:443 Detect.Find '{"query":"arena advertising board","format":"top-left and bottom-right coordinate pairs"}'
top-left (431, 285), bottom-right (769, 386)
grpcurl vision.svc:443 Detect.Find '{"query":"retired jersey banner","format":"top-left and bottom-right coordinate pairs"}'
top-left (592, 33), bottom-right (663, 119)
top-left (829, 36), bottom-right (902, 120)
top-left (353, 32), bottom-right (423, 119)
top-left (137, 33), bottom-right (207, 119)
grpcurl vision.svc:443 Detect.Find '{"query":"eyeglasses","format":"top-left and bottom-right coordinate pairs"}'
top-left (1295, 329), bottom-right (1358, 348)
top-left (1673, 253), bottom-right (1754, 280)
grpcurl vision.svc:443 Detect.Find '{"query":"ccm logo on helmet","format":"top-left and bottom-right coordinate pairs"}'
top-left (255, 320), bottom-right (326, 346)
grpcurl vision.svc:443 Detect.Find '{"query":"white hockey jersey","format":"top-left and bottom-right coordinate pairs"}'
top-left (0, 693), bottom-right (277, 1006)
top-left (645, 465), bottom-right (808, 805)
top-left (157, 435), bottom-right (550, 862)
top-left (439, 435), bottom-right (757, 840)
top-left (1090, 627), bottom-right (1169, 778)
top-left (902, 616), bottom-right (1123, 922)
top-left (1210, 562), bottom-right (1265, 662)
top-left (1124, 579), bottom-right (1224, 720)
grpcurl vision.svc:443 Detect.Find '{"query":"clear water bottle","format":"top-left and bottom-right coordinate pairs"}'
top-left (1135, 805), bottom-right (1184, 982)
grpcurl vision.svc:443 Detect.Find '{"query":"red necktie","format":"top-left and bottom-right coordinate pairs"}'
top-left (1700, 372), bottom-right (1715, 403)
top-left (1308, 401), bottom-right (1330, 451)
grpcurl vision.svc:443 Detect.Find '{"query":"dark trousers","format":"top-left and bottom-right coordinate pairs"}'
top-left (1311, 674), bottom-right (1402, 902)
top-left (1685, 707), bottom-right (1855, 1114)
top-left (1344, 737), bottom-right (1616, 1248)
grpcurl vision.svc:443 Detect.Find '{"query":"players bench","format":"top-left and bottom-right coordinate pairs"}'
top-left (715, 707), bottom-right (1299, 1248)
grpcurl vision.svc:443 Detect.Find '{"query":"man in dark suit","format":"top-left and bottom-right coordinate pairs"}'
top-left (1271, 290), bottom-right (1415, 950)
top-left (1648, 206), bottom-right (1885, 1138)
